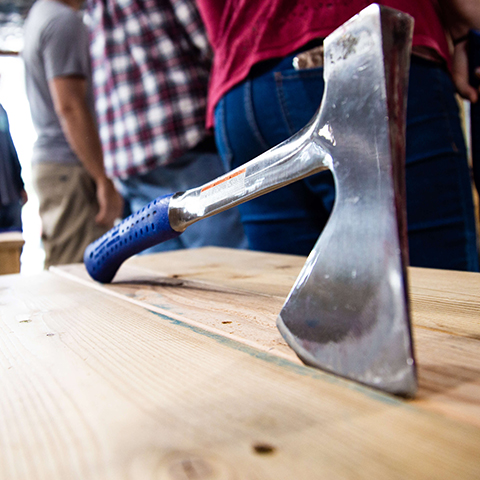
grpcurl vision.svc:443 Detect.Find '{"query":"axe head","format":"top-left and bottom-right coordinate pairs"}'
top-left (277, 5), bottom-right (416, 396)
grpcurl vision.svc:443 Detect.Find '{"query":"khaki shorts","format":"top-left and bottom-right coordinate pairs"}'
top-left (32, 163), bottom-right (109, 268)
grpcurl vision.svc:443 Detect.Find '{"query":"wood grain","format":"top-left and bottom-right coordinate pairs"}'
top-left (1, 271), bottom-right (480, 479)
top-left (53, 247), bottom-right (480, 429)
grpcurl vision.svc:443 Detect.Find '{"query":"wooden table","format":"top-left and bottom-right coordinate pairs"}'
top-left (1, 247), bottom-right (480, 479)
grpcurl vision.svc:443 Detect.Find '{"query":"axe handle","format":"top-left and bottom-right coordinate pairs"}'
top-left (84, 125), bottom-right (332, 283)
top-left (84, 194), bottom-right (181, 283)
top-left (469, 29), bottom-right (480, 196)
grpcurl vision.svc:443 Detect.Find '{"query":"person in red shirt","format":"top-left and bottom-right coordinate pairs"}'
top-left (196, 0), bottom-right (480, 271)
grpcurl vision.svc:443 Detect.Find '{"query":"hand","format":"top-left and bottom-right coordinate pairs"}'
top-left (451, 39), bottom-right (480, 103)
top-left (95, 177), bottom-right (124, 227)
top-left (20, 189), bottom-right (28, 205)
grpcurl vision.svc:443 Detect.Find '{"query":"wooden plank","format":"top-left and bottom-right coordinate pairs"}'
top-left (54, 260), bottom-right (297, 363)
top-left (408, 267), bottom-right (480, 339)
top-left (1, 271), bottom-right (480, 479)
top-left (125, 247), bottom-right (480, 339)
top-left (52, 247), bottom-right (480, 428)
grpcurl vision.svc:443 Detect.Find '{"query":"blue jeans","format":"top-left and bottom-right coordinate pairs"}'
top-left (0, 201), bottom-right (22, 232)
top-left (116, 150), bottom-right (248, 253)
top-left (214, 55), bottom-right (479, 271)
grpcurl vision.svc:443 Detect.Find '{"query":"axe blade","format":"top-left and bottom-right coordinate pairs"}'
top-left (277, 4), bottom-right (417, 397)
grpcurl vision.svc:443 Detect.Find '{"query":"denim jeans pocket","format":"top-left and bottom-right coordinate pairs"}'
top-left (214, 98), bottom-right (234, 171)
top-left (274, 67), bottom-right (325, 135)
top-left (406, 61), bottom-right (464, 164)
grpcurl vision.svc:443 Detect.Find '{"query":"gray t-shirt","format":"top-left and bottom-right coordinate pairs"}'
top-left (23, 0), bottom-right (95, 164)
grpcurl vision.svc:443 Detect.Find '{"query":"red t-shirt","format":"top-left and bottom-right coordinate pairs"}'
top-left (196, 0), bottom-right (450, 127)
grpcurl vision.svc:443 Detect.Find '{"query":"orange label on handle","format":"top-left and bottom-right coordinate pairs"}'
top-left (201, 168), bottom-right (247, 192)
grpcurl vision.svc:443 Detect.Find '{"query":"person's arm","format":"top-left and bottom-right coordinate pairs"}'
top-left (49, 74), bottom-right (123, 226)
top-left (439, 0), bottom-right (480, 40)
top-left (439, 0), bottom-right (480, 102)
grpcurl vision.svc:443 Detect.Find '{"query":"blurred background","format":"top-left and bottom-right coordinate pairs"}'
top-left (1, 0), bottom-right (44, 273)
top-left (0, 0), bottom-right (477, 274)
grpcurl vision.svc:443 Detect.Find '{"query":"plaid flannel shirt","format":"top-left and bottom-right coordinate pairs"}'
top-left (86, 0), bottom-right (213, 178)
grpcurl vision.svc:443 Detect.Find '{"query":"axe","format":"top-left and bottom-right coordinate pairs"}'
top-left (84, 4), bottom-right (417, 397)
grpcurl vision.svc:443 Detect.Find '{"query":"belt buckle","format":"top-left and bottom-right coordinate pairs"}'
top-left (293, 45), bottom-right (324, 70)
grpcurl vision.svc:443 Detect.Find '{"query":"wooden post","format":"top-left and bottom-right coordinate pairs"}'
top-left (0, 231), bottom-right (24, 274)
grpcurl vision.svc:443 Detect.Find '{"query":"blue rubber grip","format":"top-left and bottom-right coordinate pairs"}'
top-left (84, 194), bottom-right (182, 283)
